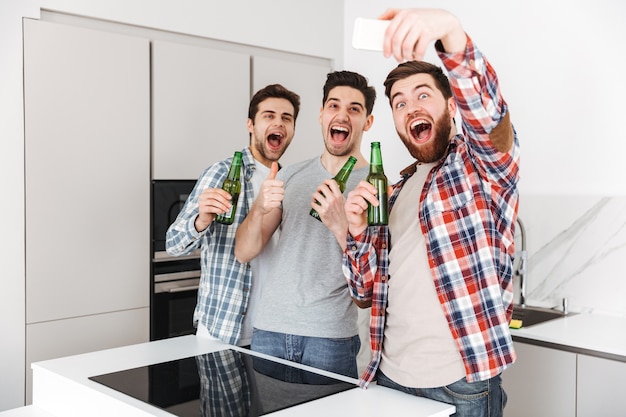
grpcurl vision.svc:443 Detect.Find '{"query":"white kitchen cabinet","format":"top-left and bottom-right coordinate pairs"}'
top-left (23, 18), bottom-right (150, 402)
top-left (25, 308), bottom-right (149, 404)
top-left (152, 43), bottom-right (332, 180)
top-left (21, 11), bottom-right (333, 409)
top-left (152, 40), bottom-right (251, 180)
top-left (24, 19), bottom-right (150, 322)
top-left (252, 55), bottom-right (331, 166)
top-left (502, 342), bottom-right (577, 417)
top-left (577, 354), bottom-right (626, 417)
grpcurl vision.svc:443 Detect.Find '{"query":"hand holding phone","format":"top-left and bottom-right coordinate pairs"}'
top-left (352, 17), bottom-right (390, 51)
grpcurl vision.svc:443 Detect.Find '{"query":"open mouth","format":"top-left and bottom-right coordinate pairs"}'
top-left (330, 125), bottom-right (349, 142)
top-left (267, 133), bottom-right (284, 149)
top-left (410, 120), bottom-right (432, 144)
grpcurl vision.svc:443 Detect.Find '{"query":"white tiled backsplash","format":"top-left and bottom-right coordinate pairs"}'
top-left (516, 195), bottom-right (626, 317)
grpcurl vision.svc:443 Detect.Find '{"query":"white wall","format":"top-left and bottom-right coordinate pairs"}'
top-left (343, 0), bottom-right (626, 317)
top-left (344, 0), bottom-right (626, 194)
top-left (3, 0), bottom-right (625, 410)
top-left (0, 0), bottom-right (343, 410)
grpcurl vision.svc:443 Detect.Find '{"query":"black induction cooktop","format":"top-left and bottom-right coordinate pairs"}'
top-left (89, 348), bottom-right (356, 417)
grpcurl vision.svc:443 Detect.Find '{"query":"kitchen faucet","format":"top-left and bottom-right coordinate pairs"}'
top-left (514, 216), bottom-right (528, 306)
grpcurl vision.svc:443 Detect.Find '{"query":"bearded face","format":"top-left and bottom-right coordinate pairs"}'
top-left (398, 108), bottom-right (452, 163)
top-left (388, 73), bottom-right (456, 164)
top-left (247, 97), bottom-right (296, 167)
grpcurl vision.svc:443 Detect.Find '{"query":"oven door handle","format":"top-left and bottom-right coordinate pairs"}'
top-left (154, 270), bottom-right (201, 282)
top-left (153, 250), bottom-right (200, 263)
top-left (168, 284), bottom-right (199, 293)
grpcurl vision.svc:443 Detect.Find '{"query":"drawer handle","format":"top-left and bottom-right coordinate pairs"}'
top-left (168, 285), bottom-right (199, 293)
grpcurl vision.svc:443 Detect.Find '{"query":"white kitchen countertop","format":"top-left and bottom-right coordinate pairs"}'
top-left (29, 335), bottom-right (455, 417)
top-left (510, 311), bottom-right (626, 361)
top-left (9, 312), bottom-right (622, 417)
top-left (0, 406), bottom-right (55, 417)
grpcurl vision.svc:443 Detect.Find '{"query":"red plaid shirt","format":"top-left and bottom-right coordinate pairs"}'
top-left (343, 35), bottom-right (519, 388)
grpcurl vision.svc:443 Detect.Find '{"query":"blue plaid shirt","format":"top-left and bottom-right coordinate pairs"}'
top-left (196, 350), bottom-right (253, 416)
top-left (166, 147), bottom-right (256, 346)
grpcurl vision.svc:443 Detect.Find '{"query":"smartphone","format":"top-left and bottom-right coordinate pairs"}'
top-left (352, 17), bottom-right (390, 51)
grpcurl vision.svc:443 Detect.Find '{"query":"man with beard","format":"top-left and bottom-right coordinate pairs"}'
top-left (343, 8), bottom-right (518, 417)
top-left (166, 84), bottom-right (300, 347)
top-left (234, 71), bottom-right (376, 378)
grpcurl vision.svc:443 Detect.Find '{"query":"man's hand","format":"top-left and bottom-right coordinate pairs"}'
top-left (344, 180), bottom-right (379, 237)
top-left (254, 162), bottom-right (283, 215)
top-left (312, 179), bottom-right (351, 247)
top-left (311, 179), bottom-right (346, 225)
top-left (379, 8), bottom-right (466, 62)
top-left (195, 188), bottom-right (232, 232)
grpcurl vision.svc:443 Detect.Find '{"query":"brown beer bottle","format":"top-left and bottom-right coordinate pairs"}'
top-left (367, 142), bottom-right (388, 225)
top-left (215, 151), bottom-right (242, 225)
top-left (310, 156), bottom-right (358, 222)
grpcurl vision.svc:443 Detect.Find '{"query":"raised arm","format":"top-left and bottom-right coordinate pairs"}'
top-left (234, 162), bottom-right (283, 263)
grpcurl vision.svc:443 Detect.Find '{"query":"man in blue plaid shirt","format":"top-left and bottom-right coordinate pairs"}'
top-left (166, 84), bottom-right (300, 347)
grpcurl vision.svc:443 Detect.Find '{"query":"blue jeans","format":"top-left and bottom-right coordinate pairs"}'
top-left (251, 329), bottom-right (360, 381)
top-left (376, 370), bottom-right (507, 417)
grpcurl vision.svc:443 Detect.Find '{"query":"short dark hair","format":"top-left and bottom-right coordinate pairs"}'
top-left (248, 84), bottom-right (301, 121)
top-left (322, 71), bottom-right (376, 115)
top-left (384, 61), bottom-right (453, 105)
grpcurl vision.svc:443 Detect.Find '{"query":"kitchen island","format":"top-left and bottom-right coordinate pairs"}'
top-left (27, 335), bottom-right (455, 417)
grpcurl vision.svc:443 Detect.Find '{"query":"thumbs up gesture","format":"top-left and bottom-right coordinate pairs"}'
top-left (255, 161), bottom-right (284, 214)
top-left (268, 161), bottom-right (279, 180)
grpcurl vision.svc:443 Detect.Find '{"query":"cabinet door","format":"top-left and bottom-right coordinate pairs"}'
top-left (152, 40), bottom-right (250, 180)
top-left (23, 20), bottom-right (150, 323)
top-left (577, 354), bottom-right (626, 417)
top-left (502, 342), bottom-right (576, 417)
top-left (26, 308), bottom-right (149, 404)
top-left (252, 55), bottom-right (331, 166)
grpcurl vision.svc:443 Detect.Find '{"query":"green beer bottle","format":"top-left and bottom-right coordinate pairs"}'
top-left (367, 142), bottom-right (388, 225)
top-left (310, 156), bottom-right (358, 222)
top-left (215, 151), bottom-right (242, 225)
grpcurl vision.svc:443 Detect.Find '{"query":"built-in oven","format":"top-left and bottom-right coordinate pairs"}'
top-left (151, 180), bottom-right (200, 341)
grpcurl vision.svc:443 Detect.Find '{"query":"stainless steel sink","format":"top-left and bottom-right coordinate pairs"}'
top-left (512, 304), bottom-right (566, 327)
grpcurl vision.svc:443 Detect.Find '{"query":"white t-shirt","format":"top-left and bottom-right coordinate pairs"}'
top-left (380, 162), bottom-right (465, 388)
